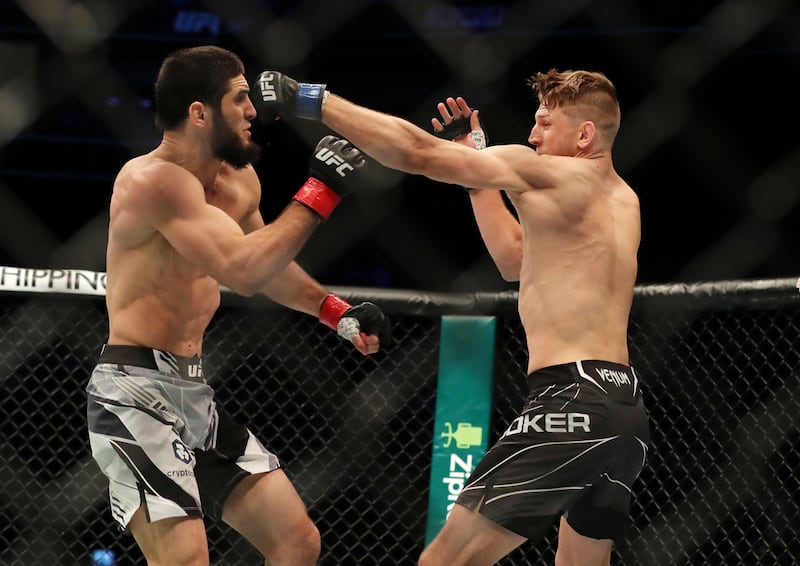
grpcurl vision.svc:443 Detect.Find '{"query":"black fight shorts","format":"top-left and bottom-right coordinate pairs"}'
top-left (456, 360), bottom-right (651, 542)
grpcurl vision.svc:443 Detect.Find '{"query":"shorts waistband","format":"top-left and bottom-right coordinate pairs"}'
top-left (98, 344), bottom-right (205, 383)
top-left (528, 359), bottom-right (639, 399)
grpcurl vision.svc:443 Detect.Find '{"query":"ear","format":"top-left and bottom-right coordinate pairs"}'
top-left (577, 120), bottom-right (595, 149)
top-left (188, 101), bottom-right (207, 126)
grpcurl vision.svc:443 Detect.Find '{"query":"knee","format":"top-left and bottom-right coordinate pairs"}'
top-left (301, 520), bottom-right (322, 563)
top-left (255, 515), bottom-right (320, 565)
top-left (284, 518), bottom-right (321, 565)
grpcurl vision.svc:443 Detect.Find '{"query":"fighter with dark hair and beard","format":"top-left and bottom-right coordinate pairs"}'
top-left (86, 45), bottom-right (389, 566)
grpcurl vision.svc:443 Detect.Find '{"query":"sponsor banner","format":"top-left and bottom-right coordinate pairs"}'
top-left (0, 266), bottom-right (107, 296)
top-left (425, 315), bottom-right (496, 544)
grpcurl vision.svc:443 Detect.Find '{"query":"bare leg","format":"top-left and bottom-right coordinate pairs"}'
top-left (554, 516), bottom-right (612, 566)
top-left (129, 507), bottom-right (210, 566)
top-left (222, 469), bottom-right (321, 566)
top-left (419, 504), bottom-right (526, 566)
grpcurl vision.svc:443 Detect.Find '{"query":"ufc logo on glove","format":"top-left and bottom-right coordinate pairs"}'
top-left (314, 148), bottom-right (354, 177)
top-left (258, 73), bottom-right (277, 101)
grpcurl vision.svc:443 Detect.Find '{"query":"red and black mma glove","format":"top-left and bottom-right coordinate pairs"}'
top-left (252, 70), bottom-right (328, 122)
top-left (319, 294), bottom-right (391, 344)
top-left (293, 135), bottom-right (367, 220)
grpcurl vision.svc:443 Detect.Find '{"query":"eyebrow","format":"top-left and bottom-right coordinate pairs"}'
top-left (229, 85), bottom-right (250, 98)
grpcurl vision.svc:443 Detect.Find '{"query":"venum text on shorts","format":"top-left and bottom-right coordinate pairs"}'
top-left (594, 367), bottom-right (631, 387)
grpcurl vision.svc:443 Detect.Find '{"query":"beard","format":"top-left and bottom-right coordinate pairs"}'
top-left (211, 118), bottom-right (261, 169)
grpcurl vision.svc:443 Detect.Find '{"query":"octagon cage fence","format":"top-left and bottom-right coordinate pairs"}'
top-left (1, 268), bottom-right (798, 566)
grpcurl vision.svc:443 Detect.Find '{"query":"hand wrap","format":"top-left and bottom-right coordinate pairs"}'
top-left (319, 294), bottom-right (391, 344)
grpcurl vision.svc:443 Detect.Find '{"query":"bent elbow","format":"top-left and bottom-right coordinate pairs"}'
top-left (495, 256), bottom-right (522, 282)
top-left (231, 282), bottom-right (259, 297)
top-left (494, 240), bottom-right (523, 282)
top-left (216, 263), bottom-right (262, 297)
top-left (498, 268), bottom-right (521, 283)
top-left (221, 276), bottom-right (258, 297)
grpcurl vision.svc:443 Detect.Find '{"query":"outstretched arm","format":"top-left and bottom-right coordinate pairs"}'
top-left (251, 71), bottom-right (527, 192)
top-left (323, 93), bottom-right (489, 186)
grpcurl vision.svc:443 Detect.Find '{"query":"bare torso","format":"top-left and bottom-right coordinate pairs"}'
top-left (105, 153), bottom-right (256, 357)
top-left (507, 158), bottom-right (640, 374)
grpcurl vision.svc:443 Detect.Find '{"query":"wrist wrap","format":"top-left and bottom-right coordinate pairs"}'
top-left (293, 178), bottom-right (341, 220)
top-left (471, 129), bottom-right (487, 150)
top-left (319, 293), bottom-right (352, 331)
top-left (297, 83), bottom-right (327, 120)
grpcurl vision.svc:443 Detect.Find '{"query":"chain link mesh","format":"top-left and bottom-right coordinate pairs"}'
top-left (1, 287), bottom-right (798, 565)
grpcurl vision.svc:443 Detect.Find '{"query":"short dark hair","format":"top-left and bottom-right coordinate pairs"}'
top-left (154, 45), bottom-right (246, 131)
top-left (529, 69), bottom-right (621, 141)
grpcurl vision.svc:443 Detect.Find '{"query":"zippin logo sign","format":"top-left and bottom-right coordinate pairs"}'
top-left (427, 417), bottom-right (488, 542)
top-left (438, 422), bottom-right (483, 514)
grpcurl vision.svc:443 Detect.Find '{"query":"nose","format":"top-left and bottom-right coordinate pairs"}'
top-left (245, 98), bottom-right (257, 121)
top-left (528, 127), bottom-right (538, 147)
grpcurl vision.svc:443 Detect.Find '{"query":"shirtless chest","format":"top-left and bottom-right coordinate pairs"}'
top-left (506, 178), bottom-right (640, 372)
top-left (109, 165), bottom-right (255, 282)
top-left (105, 157), bottom-right (260, 353)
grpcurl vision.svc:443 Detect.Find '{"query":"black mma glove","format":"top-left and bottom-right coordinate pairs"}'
top-left (319, 294), bottom-right (391, 345)
top-left (293, 135), bottom-right (367, 220)
top-left (253, 70), bottom-right (328, 122)
top-left (433, 114), bottom-right (488, 150)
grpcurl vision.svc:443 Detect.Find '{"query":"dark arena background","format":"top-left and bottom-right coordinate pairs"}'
top-left (1, 1), bottom-right (799, 565)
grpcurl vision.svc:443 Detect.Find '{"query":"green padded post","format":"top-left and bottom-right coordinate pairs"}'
top-left (425, 315), bottom-right (496, 544)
